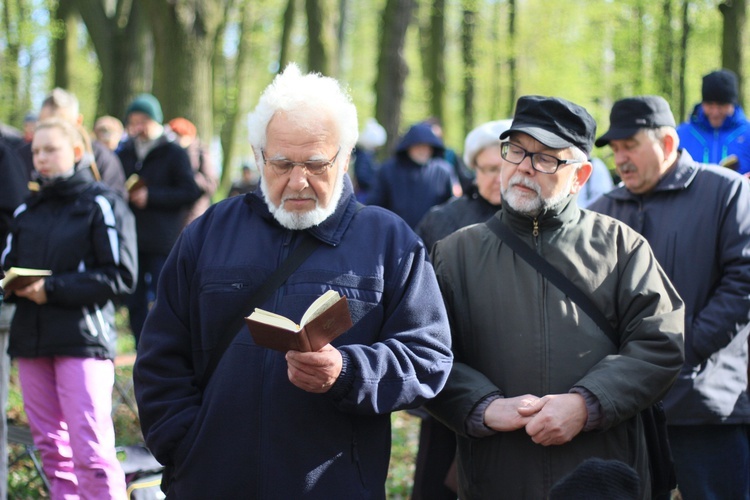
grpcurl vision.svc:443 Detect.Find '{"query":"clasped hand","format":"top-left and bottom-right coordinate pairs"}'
top-left (11, 278), bottom-right (48, 305)
top-left (484, 393), bottom-right (587, 446)
top-left (286, 344), bottom-right (342, 393)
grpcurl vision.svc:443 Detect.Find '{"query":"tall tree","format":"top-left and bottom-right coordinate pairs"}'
top-left (655, 0), bottom-right (674, 102)
top-left (279, 0), bottom-right (297, 71)
top-left (219, 0), bottom-right (257, 191)
top-left (507, 0), bottom-right (517, 114)
top-left (422, 0), bottom-right (446, 122)
top-left (305, 0), bottom-right (337, 75)
top-left (141, 1), bottom-right (225, 140)
top-left (51, 0), bottom-right (77, 91)
top-left (1, 0), bottom-right (25, 125)
top-left (74, 0), bottom-right (151, 119)
top-left (719, 0), bottom-right (746, 105)
top-left (461, 0), bottom-right (478, 136)
top-left (678, 0), bottom-right (691, 121)
top-left (375, 0), bottom-right (415, 156)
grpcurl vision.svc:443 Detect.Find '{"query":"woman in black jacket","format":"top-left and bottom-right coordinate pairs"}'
top-left (2, 118), bottom-right (137, 499)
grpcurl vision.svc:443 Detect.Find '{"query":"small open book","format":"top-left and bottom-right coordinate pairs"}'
top-left (1, 267), bottom-right (52, 294)
top-left (245, 289), bottom-right (353, 352)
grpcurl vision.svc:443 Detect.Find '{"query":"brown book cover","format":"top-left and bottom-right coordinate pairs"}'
top-left (245, 291), bottom-right (353, 353)
top-left (125, 174), bottom-right (147, 192)
top-left (1, 267), bottom-right (52, 294)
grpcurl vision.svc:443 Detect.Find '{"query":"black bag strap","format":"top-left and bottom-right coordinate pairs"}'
top-left (199, 233), bottom-right (321, 389)
top-left (485, 216), bottom-right (618, 346)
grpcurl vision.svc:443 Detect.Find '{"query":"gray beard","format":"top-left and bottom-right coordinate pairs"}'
top-left (261, 169), bottom-right (346, 230)
top-left (502, 173), bottom-right (574, 216)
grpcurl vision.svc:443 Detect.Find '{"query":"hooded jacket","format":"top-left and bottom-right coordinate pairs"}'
top-left (427, 198), bottom-right (684, 499)
top-left (676, 103), bottom-right (750, 174)
top-left (1, 162), bottom-right (137, 360)
top-left (589, 150), bottom-right (750, 426)
top-left (117, 134), bottom-right (201, 255)
top-left (366, 123), bottom-right (454, 228)
top-left (133, 177), bottom-right (453, 499)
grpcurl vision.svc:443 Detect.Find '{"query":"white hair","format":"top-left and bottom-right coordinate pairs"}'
top-left (247, 63), bottom-right (358, 166)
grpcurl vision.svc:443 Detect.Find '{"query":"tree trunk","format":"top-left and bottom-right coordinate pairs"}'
top-left (74, 0), bottom-right (151, 118)
top-left (279, 0), bottom-right (297, 71)
top-left (655, 0), bottom-right (674, 102)
top-left (375, 0), bottom-right (415, 157)
top-left (678, 0), bottom-right (691, 122)
top-left (52, 0), bottom-right (76, 91)
top-left (305, 0), bottom-right (337, 76)
top-left (719, 0), bottom-right (746, 106)
top-left (2, 0), bottom-right (22, 125)
top-left (142, 2), bottom-right (224, 140)
top-left (426, 0), bottom-right (446, 122)
top-left (507, 0), bottom-right (517, 114)
top-left (461, 0), bottom-right (477, 136)
top-left (220, 0), bottom-right (256, 192)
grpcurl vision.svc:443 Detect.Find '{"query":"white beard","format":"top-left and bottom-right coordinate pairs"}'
top-left (502, 173), bottom-right (575, 216)
top-left (261, 168), bottom-right (346, 230)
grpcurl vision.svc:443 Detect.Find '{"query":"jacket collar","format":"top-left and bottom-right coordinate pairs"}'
top-left (605, 149), bottom-right (699, 201)
top-left (690, 103), bottom-right (749, 131)
top-left (245, 174), bottom-right (359, 247)
top-left (501, 193), bottom-right (580, 235)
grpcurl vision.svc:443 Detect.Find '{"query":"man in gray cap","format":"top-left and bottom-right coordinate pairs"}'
top-left (425, 95), bottom-right (685, 499)
top-left (677, 69), bottom-right (750, 175)
top-left (590, 95), bottom-right (750, 500)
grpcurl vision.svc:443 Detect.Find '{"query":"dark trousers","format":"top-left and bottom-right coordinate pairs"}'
top-left (667, 424), bottom-right (750, 500)
top-left (411, 415), bottom-right (457, 500)
top-left (127, 252), bottom-right (167, 346)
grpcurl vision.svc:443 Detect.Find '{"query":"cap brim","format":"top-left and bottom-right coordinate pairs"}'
top-left (594, 127), bottom-right (641, 147)
top-left (499, 126), bottom-right (573, 150)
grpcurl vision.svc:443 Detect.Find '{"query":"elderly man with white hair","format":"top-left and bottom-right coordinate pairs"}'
top-left (133, 64), bottom-right (453, 499)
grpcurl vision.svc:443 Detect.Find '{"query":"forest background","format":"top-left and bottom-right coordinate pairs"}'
top-left (0, 0), bottom-right (747, 192)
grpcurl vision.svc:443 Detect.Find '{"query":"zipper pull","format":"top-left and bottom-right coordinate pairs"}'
top-left (533, 219), bottom-right (539, 237)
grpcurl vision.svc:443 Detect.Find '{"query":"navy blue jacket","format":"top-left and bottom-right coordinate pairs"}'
top-left (2, 164), bottom-right (137, 360)
top-left (133, 177), bottom-right (453, 498)
top-left (367, 123), bottom-right (453, 228)
top-left (118, 135), bottom-right (200, 255)
top-left (589, 150), bottom-right (750, 425)
top-left (677, 103), bottom-right (750, 175)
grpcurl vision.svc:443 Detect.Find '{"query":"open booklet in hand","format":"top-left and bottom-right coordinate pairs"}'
top-left (1, 267), bottom-right (52, 294)
top-left (245, 289), bottom-right (353, 352)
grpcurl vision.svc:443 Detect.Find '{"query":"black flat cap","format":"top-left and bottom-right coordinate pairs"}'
top-left (595, 95), bottom-right (676, 147)
top-left (499, 95), bottom-right (597, 156)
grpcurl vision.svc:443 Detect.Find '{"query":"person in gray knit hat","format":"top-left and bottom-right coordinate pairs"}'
top-left (677, 68), bottom-right (750, 175)
top-left (425, 95), bottom-right (684, 499)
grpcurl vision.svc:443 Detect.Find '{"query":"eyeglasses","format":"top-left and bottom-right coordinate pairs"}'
top-left (500, 142), bottom-right (582, 174)
top-left (474, 164), bottom-right (502, 176)
top-left (261, 147), bottom-right (341, 176)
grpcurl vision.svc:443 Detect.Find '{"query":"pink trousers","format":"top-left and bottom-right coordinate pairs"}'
top-left (18, 356), bottom-right (127, 500)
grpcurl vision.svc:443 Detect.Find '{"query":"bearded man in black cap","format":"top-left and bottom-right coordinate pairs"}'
top-left (590, 95), bottom-right (750, 500)
top-left (677, 69), bottom-right (750, 175)
top-left (425, 95), bottom-right (685, 499)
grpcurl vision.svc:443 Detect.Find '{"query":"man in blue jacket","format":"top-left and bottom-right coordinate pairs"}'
top-left (677, 69), bottom-right (750, 175)
top-left (590, 95), bottom-right (750, 500)
top-left (133, 64), bottom-right (453, 499)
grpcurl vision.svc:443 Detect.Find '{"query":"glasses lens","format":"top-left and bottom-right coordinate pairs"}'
top-left (532, 154), bottom-right (559, 173)
top-left (502, 143), bottom-right (525, 164)
top-left (304, 161), bottom-right (329, 175)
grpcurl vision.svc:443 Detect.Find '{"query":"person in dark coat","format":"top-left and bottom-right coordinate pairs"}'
top-left (133, 63), bottom-right (453, 499)
top-left (366, 122), bottom-right (454, 228)
top-left (590, 95), bottom-right (750, 500)
top-left (411, 119), bottom-right (510, 500)
top-left (2, 118), bottom-right (137, 498)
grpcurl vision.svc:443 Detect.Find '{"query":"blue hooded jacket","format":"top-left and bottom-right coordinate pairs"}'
top-left (366, 123), bottom-right (454, 228)
top-left (677, 103), bottom-right (750, 174)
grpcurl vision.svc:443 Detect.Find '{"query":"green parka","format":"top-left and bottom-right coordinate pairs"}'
top-left (427, 198), bottom-right (685, 499)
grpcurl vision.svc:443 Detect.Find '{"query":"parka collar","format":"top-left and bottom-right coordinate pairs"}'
top-left (500, 193), bottom-right (580, 235)
top-left (605, 149), bottom-right (699, 202)
top-left (245, 174), bottom-right (359, 247)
